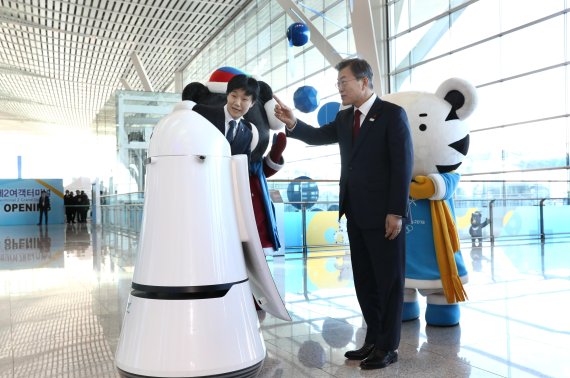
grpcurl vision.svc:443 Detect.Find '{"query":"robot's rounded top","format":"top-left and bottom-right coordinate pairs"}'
top-left (148, 101), bottom-right (231, 157)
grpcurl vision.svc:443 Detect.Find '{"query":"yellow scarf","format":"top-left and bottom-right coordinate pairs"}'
top-left (430, 200), bottom-right (468, 303)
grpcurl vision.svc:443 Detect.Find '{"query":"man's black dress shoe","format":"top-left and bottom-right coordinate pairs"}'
top-left (344, 343), bottom-right (375, 360)
top-left (360, 349), bottom-right (398, 370)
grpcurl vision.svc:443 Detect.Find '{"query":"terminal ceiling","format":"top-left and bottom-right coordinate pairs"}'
top-left (0, 0), bottom-right (252, 131)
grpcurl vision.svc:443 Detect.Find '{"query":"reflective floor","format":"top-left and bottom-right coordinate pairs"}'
top-left (0, 223), bottom-right (569, 377)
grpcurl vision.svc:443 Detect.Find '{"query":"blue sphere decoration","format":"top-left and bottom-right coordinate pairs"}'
top-left (286, 176), bottom-right (319, 210)
top-left (287, 22), bottom-right (310, 47)
top-left (317, 101), bottom-right (341, 126)
top-left (293, 86), bottom-right (320, 113)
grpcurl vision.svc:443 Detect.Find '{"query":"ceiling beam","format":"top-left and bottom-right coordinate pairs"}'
top-left (349, 0), bottom-right (385, 94)
top-left (0, 14), bottom-right (209, 47)
top-left (1, 0), bottom-right (231, 21)
top-left (130, 52), bottom-right (154, 92)
top-left (120, 78), bottom-right (133, 91)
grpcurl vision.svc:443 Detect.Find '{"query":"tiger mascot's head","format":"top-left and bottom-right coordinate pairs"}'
top-left (382, 78), bottom-right (478, 177)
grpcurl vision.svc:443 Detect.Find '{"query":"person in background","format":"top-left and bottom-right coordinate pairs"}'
top-left (80, 190), bottom-right (90, 223)
top-left (37, 190), bottom-right (51, 225)
top-left (74, 190), bottom-right (82, 222)
top-left (64, 190), bottom-right (75, 223)
top-left (274, 58), bottom-right (414, 370)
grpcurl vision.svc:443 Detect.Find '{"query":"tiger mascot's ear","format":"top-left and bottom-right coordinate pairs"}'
top-left (435, 78), bottom-right (478, 121)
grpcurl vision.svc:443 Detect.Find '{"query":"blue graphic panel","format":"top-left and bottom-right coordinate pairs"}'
top-left (0, 179), bottom-right (65, 225)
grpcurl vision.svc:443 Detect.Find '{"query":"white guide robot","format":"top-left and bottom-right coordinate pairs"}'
top-left (115, 102), bottom-right (290, 378)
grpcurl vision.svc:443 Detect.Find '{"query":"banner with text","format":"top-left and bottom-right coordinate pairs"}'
top-left (0, 179), bottom-right (65, 225)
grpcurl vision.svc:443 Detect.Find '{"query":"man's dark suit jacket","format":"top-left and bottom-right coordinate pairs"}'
top-left (193, 104), bottom-right (253, 157)
top-left (38, 195), bottom-right (51, 210)
top-left (287, 97), bottom-right (413, 229)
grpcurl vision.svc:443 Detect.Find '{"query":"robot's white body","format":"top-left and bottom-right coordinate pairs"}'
top-left (115, 102), bottom-right (290, 377)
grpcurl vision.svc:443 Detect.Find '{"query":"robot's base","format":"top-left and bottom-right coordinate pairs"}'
top-left (115, 282), bottom-right (265, 377)
top-left (117, 360), bottom-right (263, 378)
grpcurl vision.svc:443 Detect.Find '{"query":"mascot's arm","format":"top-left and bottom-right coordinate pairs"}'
top-left (258, 81), bottom-right (285, 132)
top-left (263, 132), bottom-right (286, 178)
top-left (427, 172), bottom-right (460, 200)
top-left (410, 176), bottom-right (435, 199)
top-left (409, 172), bottom-right (461, 200)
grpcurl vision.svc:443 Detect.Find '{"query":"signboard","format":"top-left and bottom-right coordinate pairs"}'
top-left (0, 179), bottom-right (65, 225)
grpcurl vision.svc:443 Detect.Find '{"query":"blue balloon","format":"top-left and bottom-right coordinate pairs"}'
top-left (286, 176), bottom-right (319, 210)
top-left (293, 86), bottom-right (320, 113)
top-left (317, 102), bottom-right (341, 126)
top-left (287, 22), bottom-right (310, 47)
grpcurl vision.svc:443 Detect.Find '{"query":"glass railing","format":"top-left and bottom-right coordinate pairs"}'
top-left (100, 193), bottom-right (144, 234)
top-left (98, 180), bottom-right (570, 255)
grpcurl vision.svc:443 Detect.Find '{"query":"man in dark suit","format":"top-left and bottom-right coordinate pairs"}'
top-left (185, 74), bottom-right (257, 158)
top-left (64, 190), bottom-right (74, 224)
top-left (274, 58), bottom-right (413, 370)
top-left (37, 190), bottom-right (51, 225)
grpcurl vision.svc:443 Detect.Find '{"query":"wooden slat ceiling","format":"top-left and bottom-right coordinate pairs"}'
top-left (0, 0), bottom-right (248, 129)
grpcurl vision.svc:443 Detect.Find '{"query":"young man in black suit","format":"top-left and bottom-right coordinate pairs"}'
top-left (274, 58), bottom-right (413, 370)
top-left (187, 74), bottom-right (258, 158)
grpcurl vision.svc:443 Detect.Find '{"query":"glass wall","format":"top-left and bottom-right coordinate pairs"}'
top-left (175, 0), bottom-right (569, 243)
top-left (181, 0), bottom-right (355, 181)
top-left (181, 1), bottom-right (569, 197)
top-left (388, 0), bottom-right (570, 241)
top-left (388, 0), bottom-right (569, 201)
top-left (113, 91), bottom-right (180, 194)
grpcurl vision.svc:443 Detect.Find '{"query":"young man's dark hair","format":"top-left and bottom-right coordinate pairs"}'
top-left (226, 74), bottom-right (259, 102)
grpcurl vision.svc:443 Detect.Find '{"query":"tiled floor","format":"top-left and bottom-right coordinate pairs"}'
top-left (0, 223), bottom-right (569, 377)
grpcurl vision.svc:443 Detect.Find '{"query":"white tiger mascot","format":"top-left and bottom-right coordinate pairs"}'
top-left (382, 78), bottom-right (478, 326)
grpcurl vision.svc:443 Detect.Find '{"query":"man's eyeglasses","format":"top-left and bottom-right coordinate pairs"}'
top-left (335, 78), bottom-right (360, 89)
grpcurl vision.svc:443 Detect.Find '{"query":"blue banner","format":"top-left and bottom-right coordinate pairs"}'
top-left (0, 179), bottom-right (65, 225)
